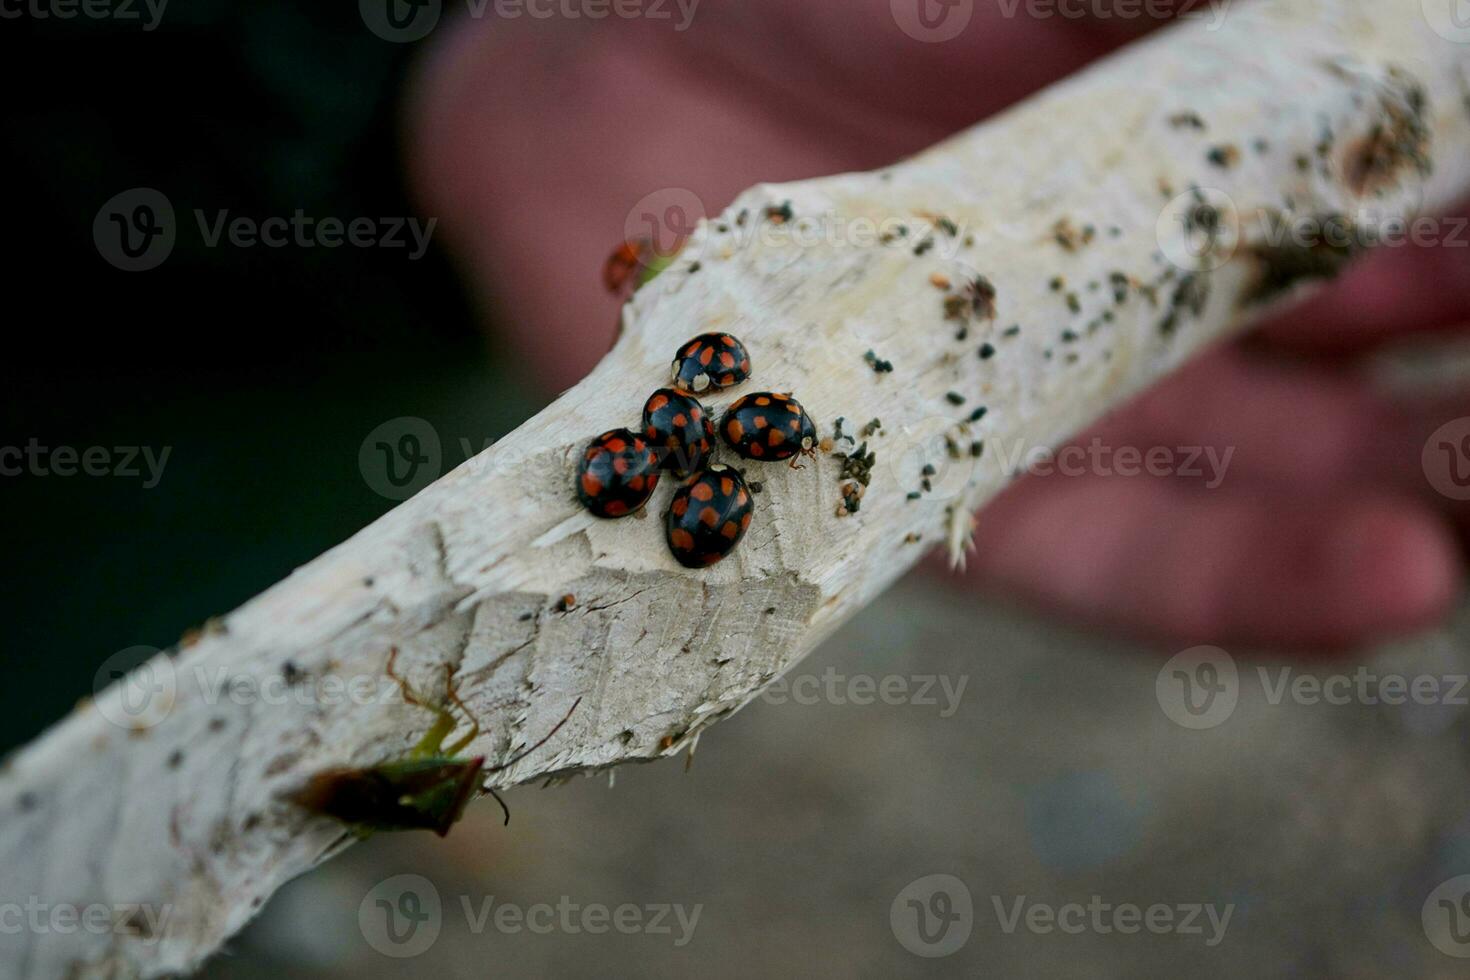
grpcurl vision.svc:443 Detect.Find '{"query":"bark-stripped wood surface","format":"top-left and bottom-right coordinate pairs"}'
top-left (3, 1), bottom-right (1468, 975)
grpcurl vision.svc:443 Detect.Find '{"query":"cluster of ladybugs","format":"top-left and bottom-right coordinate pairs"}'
top-left (575, 333), bottom-right (819, 567)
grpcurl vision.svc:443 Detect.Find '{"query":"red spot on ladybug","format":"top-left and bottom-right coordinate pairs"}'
top-left (665, 464), bottom-right (753, 568)
top-left (670, 333), bottom-right (751, 394)
top-left (575, 428), bottom-right (659, 518)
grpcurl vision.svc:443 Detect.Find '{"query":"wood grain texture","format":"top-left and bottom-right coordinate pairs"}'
top-left (2, 1), bottom-right (1467, 975)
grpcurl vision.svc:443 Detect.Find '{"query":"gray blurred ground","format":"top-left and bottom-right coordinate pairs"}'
top-left (203, 580), bottom-right (1470, 978)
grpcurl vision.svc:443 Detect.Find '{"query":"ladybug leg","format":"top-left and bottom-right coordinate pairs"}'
top-left (788, 446), bottom-right (818, 470)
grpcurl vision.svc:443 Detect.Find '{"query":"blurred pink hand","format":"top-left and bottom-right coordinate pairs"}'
top-left (406, 0), bottom-right (1470, 652)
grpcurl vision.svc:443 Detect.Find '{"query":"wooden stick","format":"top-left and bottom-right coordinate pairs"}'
top-left (3, 1), bottom-right (1467, 975)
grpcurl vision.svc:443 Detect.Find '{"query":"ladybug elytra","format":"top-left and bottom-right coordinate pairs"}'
top-left (666, 464), bottom-right (753, 567)
top-left (643, 388), bottom-right (716, 477)
top-left (719, 391), bottom-right (817, 466)
top-left (575, 428), bottom-right (660, 518)
top-left (670, 333), bottom-right (751, 393)
top-left (603, 239), bottom-right (649, 296)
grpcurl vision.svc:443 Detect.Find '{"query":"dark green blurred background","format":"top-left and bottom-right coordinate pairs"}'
top-left (0, 1), bottom-right (539, 752)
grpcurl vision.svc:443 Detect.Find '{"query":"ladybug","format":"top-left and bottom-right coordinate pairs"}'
top-left (643, 388), bottom-right (716, 476)
top-left (670, 333), bottom-right (751, 393)
top-left (603, 238), bottom-right (650, 296)
top-left (666, 464), bottom-right (753, 567)
top-left (575, 428), bottom-right (660, 517)
top-left (719, 391), bottom-right (818, 466)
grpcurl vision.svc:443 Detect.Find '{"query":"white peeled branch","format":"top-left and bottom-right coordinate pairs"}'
top-left (3, 1), bottom-right (1468, 975)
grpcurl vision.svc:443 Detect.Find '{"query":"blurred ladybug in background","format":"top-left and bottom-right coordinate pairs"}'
top-left (603, 238), bottom-right (650, 296)
top-left (670, 333), bottom-right (751, 394)
top-left (720, 392), bottom-right (817, 467)
top-left (666, 464), bottom-right (753, 567)
top-left (604, 238), bottom-right (684, 298)
top-left (575, 428), bottom-right (660, 517)
top-left (643, 388), bottom-right (716, 477)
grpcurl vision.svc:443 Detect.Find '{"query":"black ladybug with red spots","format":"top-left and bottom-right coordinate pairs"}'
top-left (642, 388), bottom-right (716, 477)
top-left (719, 391), bottom-right (817, 466)
top-left (665, 464), bottom-right (754, 567)
top-left (574, 428), bottom-right (660, 518)
top-left (670, 333), bottom-right (751, 393)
